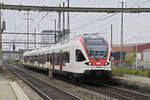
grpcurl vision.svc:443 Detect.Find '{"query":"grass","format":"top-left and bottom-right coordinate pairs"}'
top-left (112, 67), bottom-right (149, 77)
top-left (0, 69), bottom-right (8, 75)
top-left (7, 74), bottom-right (16, 81)
top-left (15, 61), bottom-right (23, 65)
top-left (0, 69), bottom-right (16, 81)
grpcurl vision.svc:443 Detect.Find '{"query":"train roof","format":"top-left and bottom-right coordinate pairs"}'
top-left (23, 34), bottom-right (106, 57)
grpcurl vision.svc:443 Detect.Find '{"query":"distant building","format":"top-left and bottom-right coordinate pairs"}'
top-left (143, 49), bottom-right (150, 69)
top-left (3, 49), bottom-right (32, 61)
top-left (41, 30), bottom-right (55, 47)
top-left (112, 43), bottom-right (150, 67)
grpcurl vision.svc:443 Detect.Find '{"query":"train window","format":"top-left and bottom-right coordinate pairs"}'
top-left (76, 49), bottom-right (86, 62)
top-left (55, 53), bottom-right (60, 65)
top-left (63, 52), bottom-right (70, 63)
top-left (48, 54), bottom-right (50, 62)
top-left (44, 54), bottom-right (47, 62)
top-left (50, 54), bottom-right (53, 65)
top-left (36, 55), bottom-right (38, 61)
top-left (38, 55), bottom-right (40, 62)
top-left (43, 54), bottom-right (44, 63)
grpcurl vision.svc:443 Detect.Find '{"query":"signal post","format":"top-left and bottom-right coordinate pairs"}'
top-left (0, 7), bottom-right (6, 71)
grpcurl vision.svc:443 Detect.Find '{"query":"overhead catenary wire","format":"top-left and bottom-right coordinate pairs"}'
top-left (72, 13), bottom-right (116, 31)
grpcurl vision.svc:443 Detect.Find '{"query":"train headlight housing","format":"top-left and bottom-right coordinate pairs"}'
top-left (104, 62), bottom-right (110, 66)
top-left (85, 62), bottom-right (92, 66)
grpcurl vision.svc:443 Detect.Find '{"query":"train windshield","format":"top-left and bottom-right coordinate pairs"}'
top-left (83, 37), bottom-right (107, 60)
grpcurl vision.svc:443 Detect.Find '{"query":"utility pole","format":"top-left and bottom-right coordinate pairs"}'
top-left (120, 2), bottom-right (124, 68)
top-left (58, 4), bottom-right (61, 42)
top-left (67, 0), bottom-right (70, 40)
top-left (111, 24), bottom-right (113, 48)
top-left (111, 24), bottom-right (113, 68)
top-left (133, 36), bottom-right (138, 70)
top-left (62, 2), bottom-right (65, 40)
top-left (0, 7), bottom-right (5, 70)
top-left (136, 40), bottom-right (138, 69)
top-left (27, 11), bottom-right (29, 50)
top-left (0, 8), bottom-right (2, 70)
top-left (23, 11), bottom-right (32, 50)
top-left (54, 19), bottom-right (56, 43)
top-left (34, 28), bottom-right (36, 49)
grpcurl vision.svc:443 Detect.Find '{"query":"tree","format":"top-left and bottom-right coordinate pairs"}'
top-left (124, 52), bottom-right (136, 66)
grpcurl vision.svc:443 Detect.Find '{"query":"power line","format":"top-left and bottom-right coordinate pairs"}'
top-left (72, 14), bottom-right (113, 31)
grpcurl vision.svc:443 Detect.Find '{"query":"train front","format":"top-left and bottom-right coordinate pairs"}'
top-left (81, 35), bottom-right (112, 80)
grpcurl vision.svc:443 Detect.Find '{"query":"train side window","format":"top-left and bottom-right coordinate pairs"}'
top-left (76, 49), bottom-right (86, 62)
top-left (47, 54), bottom-right (49, 61)
top-left (64, 52), bottom-right (70, 63)
top-left (50, 54), bottom-right (53, 65)
top-left (55, 53), bottom-right (60, 65)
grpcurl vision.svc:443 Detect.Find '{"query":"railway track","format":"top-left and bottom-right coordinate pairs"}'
top-left (80, 83), bottom-right (150, 100)
top-left (7, 65), bottom-right (81, 100)
top-left (101, 84), bottom-right (150, 100)
top-left (8, 64), bottom-right (150, 100)
top-left (52, 75), bottom-right (150, 100)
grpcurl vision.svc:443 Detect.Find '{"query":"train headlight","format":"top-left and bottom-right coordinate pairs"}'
top-left (104, 62), bottom-right (110, 66)
top-left (85, 62), bottom-right (92, 66)
top-left (89, 62), bottom-right (92, 66)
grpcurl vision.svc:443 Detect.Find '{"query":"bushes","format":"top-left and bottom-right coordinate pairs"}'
top-left (124, 52), bottom-right (136, 66)
top-left (112, 67), bottom-right (149, 77)
top-left (112, 67), bottom-right (124, 77)
top-left (15, 61), bottom-right (23, 65)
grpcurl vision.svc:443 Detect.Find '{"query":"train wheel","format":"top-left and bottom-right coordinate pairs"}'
top-left (69, 73), bottom-right (73, 80)
top-left (48, 70), bottom-right (53, 79)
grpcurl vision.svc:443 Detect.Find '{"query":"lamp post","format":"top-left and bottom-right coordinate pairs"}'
top-left (133, 36), bottom-right (139, 70)
top-left (135, 40), bottom-right (138, 69)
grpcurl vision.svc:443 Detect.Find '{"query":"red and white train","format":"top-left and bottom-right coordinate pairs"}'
top-left (23, 34), bottom-right (112, 81)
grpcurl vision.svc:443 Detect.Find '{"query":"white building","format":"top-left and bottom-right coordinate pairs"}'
top-left (41, 30), bottom-right (55, 47)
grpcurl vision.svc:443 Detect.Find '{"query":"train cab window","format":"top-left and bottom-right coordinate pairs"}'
top-left (76, 49), bottom-right (86, 62)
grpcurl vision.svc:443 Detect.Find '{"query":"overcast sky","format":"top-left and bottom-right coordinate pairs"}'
top-left (1, 0), bottom-right (150, 50)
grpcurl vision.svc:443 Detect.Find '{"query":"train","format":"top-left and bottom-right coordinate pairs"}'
top-left (23, 34), bottom-right (112, 82)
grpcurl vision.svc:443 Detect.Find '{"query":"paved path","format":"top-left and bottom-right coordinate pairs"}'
top-left (0, 76), bottom-right (17, 100)
top-left (0, 74), bottom-right (30, 100)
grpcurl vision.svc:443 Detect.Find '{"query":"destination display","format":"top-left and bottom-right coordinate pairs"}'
top-left (86, 38), bottom-right (105, 44)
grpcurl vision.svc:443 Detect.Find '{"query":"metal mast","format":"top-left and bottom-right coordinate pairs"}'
top-left (0, 7), bottom-right (2, 70)
top-left (120, 2), bottom-right (124, 68)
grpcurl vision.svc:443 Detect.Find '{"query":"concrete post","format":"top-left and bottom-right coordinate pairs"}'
top-left (0, 9), bottom-right (3, 70)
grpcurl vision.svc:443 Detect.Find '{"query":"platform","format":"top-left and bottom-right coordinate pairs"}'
top-left (0, 74), bottom-right (29, 100)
